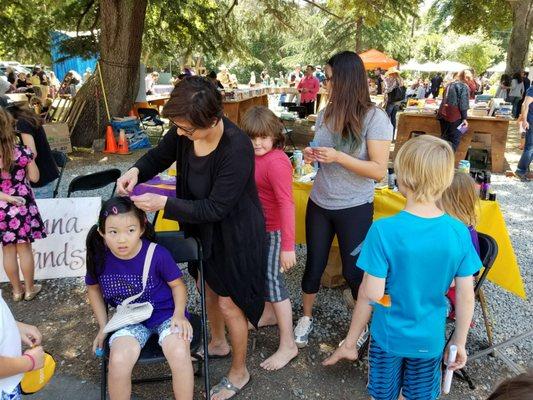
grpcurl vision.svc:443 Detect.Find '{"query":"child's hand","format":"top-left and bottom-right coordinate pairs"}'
top-left (322, 339), bottom-right (358, 366)
top-left (280, 251), bottom-right (296, 273)
top-left (444, 343), bottom-right (467, 371)
top-left (17, 322), bottom-right (42, 347)
top-left (171, 315), bottom-right (193, 342)
top-left (303, 147), bottom-right (316, 163)
top-left (7, 195), bottom-right (25, 206)
top-left (24, 345), bottom-right (45, 371)
top-left (92, 329), bottom-right (106, 354)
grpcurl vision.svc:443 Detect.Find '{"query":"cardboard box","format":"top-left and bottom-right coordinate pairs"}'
top-left (42, 123), bottom-right (72, 153)
top-left (321, 246), bottom-right (346, 288)
top-left (470, 132), bottom-right (491, 149)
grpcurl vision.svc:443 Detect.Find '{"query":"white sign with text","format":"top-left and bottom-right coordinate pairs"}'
top-left (0, 197), bottom-right (100, 282)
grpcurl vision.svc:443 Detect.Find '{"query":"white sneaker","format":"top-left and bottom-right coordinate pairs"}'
top-left (357, 325), bottom-right (369, 349)
top-left (294, 316), bottom-right (313, 348)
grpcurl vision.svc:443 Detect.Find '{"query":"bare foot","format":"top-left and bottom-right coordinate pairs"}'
top-left (260, 345), bottom-right (298, 371)
top-left (206, 341), bottom-right (231, 357)
top-left (322, 341), bottom-right (358, 366)
top-left (248, 310), bottom-right (278, 330)
top-left (210, 371), bottom-right (250, 400)
top-left (258, 314), bottom-right (277, 328)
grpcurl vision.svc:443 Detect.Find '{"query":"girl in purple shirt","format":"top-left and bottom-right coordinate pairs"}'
top-left (438, 172), bottom-right (481, 319)
top-left (85, 197), bottom-right (193, 400)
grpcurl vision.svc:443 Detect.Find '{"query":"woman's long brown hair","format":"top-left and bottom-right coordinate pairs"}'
top-left (7, 104), bottom-right (42, 129)
top-left (324, 51), bottom-right (373, 153)
top-left (0, 108), bottom-right (16, 173)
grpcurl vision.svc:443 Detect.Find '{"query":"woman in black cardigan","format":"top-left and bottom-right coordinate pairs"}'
top-left (117, 76), bottom-right (265, 399)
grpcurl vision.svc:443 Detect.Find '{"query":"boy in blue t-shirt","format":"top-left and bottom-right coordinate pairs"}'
top-left (323, 135), bottom-right (481, 400)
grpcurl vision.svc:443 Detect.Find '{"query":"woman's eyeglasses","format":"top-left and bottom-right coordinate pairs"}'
top-left (170, 121), bottom-right (197, 135)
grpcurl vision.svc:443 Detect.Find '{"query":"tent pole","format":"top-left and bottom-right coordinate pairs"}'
top-left (96, 61), bottom-right (111, 123)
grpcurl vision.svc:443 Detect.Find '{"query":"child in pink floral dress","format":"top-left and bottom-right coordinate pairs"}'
top-left (0, 108), bottom-right (46, 302)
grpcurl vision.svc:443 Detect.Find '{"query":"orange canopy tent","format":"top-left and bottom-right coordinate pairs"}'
top-left (358, 49), bottom-right (398, 70)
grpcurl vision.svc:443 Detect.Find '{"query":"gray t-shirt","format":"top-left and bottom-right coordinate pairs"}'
top-left (310, 106), bottom-right (393, 210)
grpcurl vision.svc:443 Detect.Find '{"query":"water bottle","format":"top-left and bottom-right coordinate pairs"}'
top-left (387, 168), bottom-right (396, 189)
top-left (293, 150), bottom-right (303, 177)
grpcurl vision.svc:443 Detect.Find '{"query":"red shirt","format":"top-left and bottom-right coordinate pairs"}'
top-left (254, 149), bottom-right (295, 251)
top-left (297, 75), bottom-right (320, 103)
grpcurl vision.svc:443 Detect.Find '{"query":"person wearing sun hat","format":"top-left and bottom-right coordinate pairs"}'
top-left (384, 66), bottom-right (405, 135)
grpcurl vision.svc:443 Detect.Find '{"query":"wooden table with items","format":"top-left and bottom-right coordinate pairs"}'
top-left (222, 94), bottom-right (268, 125)
top-left (394, 112), bottom-right (510, 172)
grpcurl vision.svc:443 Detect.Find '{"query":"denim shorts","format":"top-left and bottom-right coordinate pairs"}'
top-left (32, 179), bottom-right (57, 199)
top-left (0, 385), bottom-right (21, 400)
top-left (109, 318), bottom-right (173, 348)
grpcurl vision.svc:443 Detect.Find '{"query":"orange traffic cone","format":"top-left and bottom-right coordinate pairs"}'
top-left (117, 129), bottom-right (131, 155)
top-left (103, 125), bottom-right (117, 153)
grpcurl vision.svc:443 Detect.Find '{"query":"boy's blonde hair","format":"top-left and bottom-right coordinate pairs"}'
top-left (394, 135), bottom-right (454, 203)
top-left (438, 172), bottom-right (479, 226)
top-left (241, 106), bottom-right (285, 149)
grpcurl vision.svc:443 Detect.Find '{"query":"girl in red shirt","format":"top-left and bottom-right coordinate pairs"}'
top-left (241, 106), bottom-right (298, 371)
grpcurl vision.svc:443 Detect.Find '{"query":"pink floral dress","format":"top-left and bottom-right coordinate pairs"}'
top-left (0, 145), bottom-right (47, 246)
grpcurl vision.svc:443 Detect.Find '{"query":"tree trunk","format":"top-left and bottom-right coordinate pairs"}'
top-left (71, 0), bottom-right (148, 147)
top-left (355, 16), bottom-right (363, 53)
top-left (505, 0), bottom-right (533, 75)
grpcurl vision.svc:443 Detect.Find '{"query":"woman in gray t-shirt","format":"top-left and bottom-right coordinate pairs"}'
top-left (294, 51), bottom-right (393, 348)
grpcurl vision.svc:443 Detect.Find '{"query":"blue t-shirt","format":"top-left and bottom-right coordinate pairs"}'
top-left (85, 239), bottom-right (184, 328)
top-left (357, 211), bottom-right (481, 359)
top-left (526, 86), bottom-right (533, 124)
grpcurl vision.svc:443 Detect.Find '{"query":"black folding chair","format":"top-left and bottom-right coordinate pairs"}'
top-left (474, 233), bottom-right (498, 347)
top-left (280, 119), bottom-right (297, 150)
top-left (66, 169), bottom-right (121, 200)
top-left (99, 232), bottom-right (210, 399)
top-left (51, 150), bottom-right (68, 198)
top-left (446, 232), bottom-right (499, 389)
top-left (138, 107), bottom-right (165, 143)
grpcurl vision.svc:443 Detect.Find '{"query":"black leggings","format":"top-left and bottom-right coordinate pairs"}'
top-left (302, 199), bottom-right (374, 299)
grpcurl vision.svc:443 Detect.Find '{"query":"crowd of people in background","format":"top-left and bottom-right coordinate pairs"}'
top-left (0, 49), bottom-right (531, 399)
top-left (1, 64), bottom-right (83, 114)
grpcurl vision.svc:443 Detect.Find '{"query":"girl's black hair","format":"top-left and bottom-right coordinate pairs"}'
top-left (86, 196), bottom-right (155, 280)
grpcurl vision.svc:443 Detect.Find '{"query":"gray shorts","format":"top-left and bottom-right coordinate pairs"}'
top-left (265, 231), bottom-right (289, 303)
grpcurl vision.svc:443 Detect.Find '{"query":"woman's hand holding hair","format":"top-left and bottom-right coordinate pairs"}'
top-left (116, 168), bottom-right (139, 195)
top-left (130, 193), bottom-right (168, 213)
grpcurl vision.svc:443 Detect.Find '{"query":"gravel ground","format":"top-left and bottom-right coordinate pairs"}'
top-left (1, 122), bottom-right (531, 399)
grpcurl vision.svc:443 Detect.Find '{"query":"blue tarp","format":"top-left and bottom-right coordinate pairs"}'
top-left (50, 31), bottom-right (98, 81)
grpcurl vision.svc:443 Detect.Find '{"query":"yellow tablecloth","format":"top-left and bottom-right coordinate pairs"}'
top-left (155, 181), bottom-right (525, 299)
top-left (294, 182), bottom-right (525, 299)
